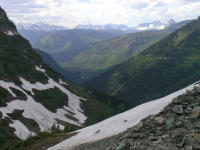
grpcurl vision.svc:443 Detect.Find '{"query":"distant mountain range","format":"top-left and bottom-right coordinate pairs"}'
top-left (86, 17), bottom-right (200, 107)
top-left (136, 19), bottom-right (176, 31)
top-left (75, 19), bottom-right (176, 31)
top-left (17, 22), bottom-right (67, 31)
top-left (17, 19), bottom-right (176, 32)
top-left (75, 24), bottom-right (129, 31)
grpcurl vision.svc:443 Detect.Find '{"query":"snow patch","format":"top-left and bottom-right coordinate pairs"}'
top-left (35, 66), bottom-right (46, 73)
top-left (0, 73), bottom-right (87, 140)
top-left (48, 82), bottom-right (198, 150)
top-left (59, 78), bottom-right (68, 86)
top-left (19, 77), bottom-right (87, 124)
top-left (4, 31), bottom-right (18, 36)
top-left (10, 120), bottom-right (36, 140)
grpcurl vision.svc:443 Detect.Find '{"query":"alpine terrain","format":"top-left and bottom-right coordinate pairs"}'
top-left (1, 2), bottom-right (200, 150)
top-left (86, 17), bottom-right (200, 106)
top-left (0, 6), bottom-right (127, 149)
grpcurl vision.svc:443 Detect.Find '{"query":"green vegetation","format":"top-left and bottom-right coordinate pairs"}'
top-left (86, 17), bottom-right (200, 107)
top-left (0, 116), bottom-right (19, 150)
top-left (6, 128), bottom-right (78, 150)
top-left (32, 30), bottom-right (124, 83)
top-left (61, 31), bottom-right (168, 82)
top-left (0, 32), bottom-right (48, 85)
top-left (33, 88), bottom-right (68, 112)
top-left (0, 87), bottom-right (14, 107)
top-left (63, 31), bottom-right (168, 71)
top-left (0, 6), bottom-right (130, 149)
top-left (64, 82), bottom-right (129, 124)
top-left (8, 110), bottom-right (40, 134)
top-left (34, 29), bottom-right (122, 61)
top-left (10, 88), bottom-right (27, 100)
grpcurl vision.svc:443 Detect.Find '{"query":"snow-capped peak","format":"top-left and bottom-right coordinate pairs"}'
top-left (17, 22), bottom-right (67, 31)
top-left (136, 19), bottom-right (176, 31)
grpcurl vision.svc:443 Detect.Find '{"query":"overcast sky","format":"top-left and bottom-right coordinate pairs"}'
top-left (1, 0), bottom-right (200, 28)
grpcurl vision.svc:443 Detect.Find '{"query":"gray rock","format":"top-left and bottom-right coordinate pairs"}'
top-left (193, 120), bottom-right (200, 128)
top-left (172, 105), bottom-right (184, 114)
top-left (165, 117), bottom-right (175, 129)
top-left (193, 86), bottom-right (200, 93)
top-left (183, 121), bottom-right (194, 129)
top-left (155, 115), bottom-right (165, 125)
top-left (116, 143), bottom-right (126, 150)
top-left (132, 133), bottom-right (139, 138)
top-left (191, 106), bottom-right (200, 119)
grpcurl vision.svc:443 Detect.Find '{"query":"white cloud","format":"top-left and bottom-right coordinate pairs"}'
top-left (1, 0), bottom-right (200, 28)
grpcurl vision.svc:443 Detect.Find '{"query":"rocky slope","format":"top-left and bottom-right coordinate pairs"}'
top-left (108, 85), bottom-right (200, 150)
top-left (0, 6), bottom-right (127, 149)
top-left (46, 81), bottom-right (197, 150)
top-left (67, 82), bottom-right (200, 150)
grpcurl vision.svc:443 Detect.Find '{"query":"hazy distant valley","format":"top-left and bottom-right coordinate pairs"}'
top-left (0, 1), bottom-right (200, 150)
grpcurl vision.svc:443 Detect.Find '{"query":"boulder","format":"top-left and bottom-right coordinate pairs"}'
top-left (191, 106), bottom-right (200, 119)
top-left (172, 105), bottom-right (183, 114)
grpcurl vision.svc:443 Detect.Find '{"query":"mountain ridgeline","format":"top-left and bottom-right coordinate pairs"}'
top-left (18, 20), bottom-right (191, 84)
top-left (62, 31), bottom-right (168, 82)
top-left (86, 17), bottom-right (200, 106)
top-left (0, 6), bottom-right (128, 149)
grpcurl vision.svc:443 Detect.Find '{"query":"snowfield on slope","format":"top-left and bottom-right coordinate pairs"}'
top-left (4, 31), bottom-right (18, 36)
top-left (0, 66), bottom-right (87, 140)
top-left (48, 81), bottom-right (199, 150)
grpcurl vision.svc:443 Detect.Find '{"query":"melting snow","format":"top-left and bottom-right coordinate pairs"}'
top-left (48, 82), bottom-right (198, 150)
top-left (10, 120), bottom-right (36, 140)
top-left (59, 78), bottom-right (68, 86)
top-left (0, 66), bottom-right (87, 140)
top-left (35, 66), bottom-right (46, 73)
top-left (4, 31), bottom-right (18, 36)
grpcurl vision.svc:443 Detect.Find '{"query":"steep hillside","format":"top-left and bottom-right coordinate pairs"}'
top-left (18, 30), bottom-right (48, 45)
top-left (67, 83), bottom-right (200, 150)
top-left (34, 49), bottom-right (82, 83)
top-left (86, 17), bottom-right (200, 106)
top-left (46, 81), bottom-right (198, 150)
top-left (34, 29), bottom-right (123, 63)
top-left (0, 6), bottom-right (127, 149)
top-left (62, 31), bottom-right (168, 82)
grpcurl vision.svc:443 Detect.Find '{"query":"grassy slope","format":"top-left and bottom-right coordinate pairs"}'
top-left (34, 49), bottom-right (82, 83)
top-left (61, 31), bottom-right (168, 82)
top-left (0, 8), bottom-right (129, 149)
top-left (63, 31), bottom-right (168, 72)
top-left (34, 29), bottom-right (123, 63)
top-left (0, 32), bottom-right (128, 148)
top-left (86, 17), bottom-right (200, 106)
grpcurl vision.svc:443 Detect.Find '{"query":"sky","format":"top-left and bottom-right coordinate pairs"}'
top-left (1, 0), bottom-right (200, 28)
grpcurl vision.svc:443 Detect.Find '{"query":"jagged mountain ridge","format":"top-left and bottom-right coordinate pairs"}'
top-left (75, 19), bottom-right (176, 31)
top-left (0, 6), bottom-right (127, 149)
top-left (17, 22), bottom-right (67, 31)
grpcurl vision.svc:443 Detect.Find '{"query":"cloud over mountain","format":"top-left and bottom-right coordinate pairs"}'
top-left (2, 0), bottom-right (200, 28)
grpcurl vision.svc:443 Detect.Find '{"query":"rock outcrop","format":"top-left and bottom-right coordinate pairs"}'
top-left (0, 6), bottom-right (17, 33)
top-left (108, 85), bottom-right (200, 150)
top-left (72, 84), bottom-right (200, 150)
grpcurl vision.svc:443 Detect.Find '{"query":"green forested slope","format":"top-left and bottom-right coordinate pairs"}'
top-left (86, 17), bottom-right (200, 106)
top-left (62, 31), bottom-right (168, 82)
